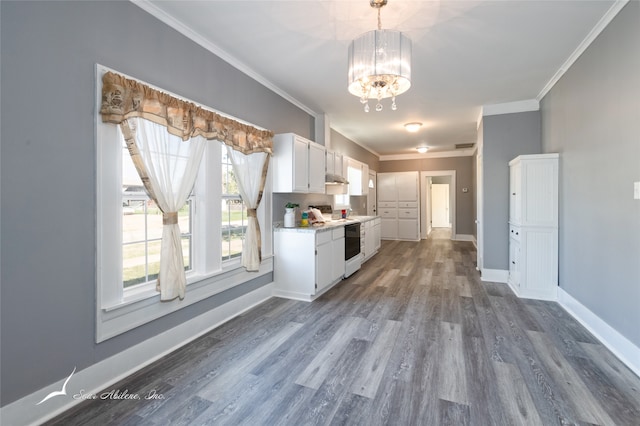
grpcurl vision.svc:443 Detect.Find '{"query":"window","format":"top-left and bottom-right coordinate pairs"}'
top-left (221, 148), bottom-right (246, 261)
top-left (120, 132), bottom-right (193, 290)
top-left (96, 65), bottom-right (273, 342)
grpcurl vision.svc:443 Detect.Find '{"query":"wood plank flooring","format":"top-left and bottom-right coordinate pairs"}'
top-left (46, 230), bottom-right (640, 425)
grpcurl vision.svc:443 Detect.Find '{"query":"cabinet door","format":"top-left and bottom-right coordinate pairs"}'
top-left (308, 142), bottom-right (326, 193)
top-left (378, 174), bottom-right (396, 202)
top-left (361, 163), bottom-right (370, 196)
top-left (334, 154), bottom-right (344, 179)
top-left (509, 238), bottom-right (521, 288)
top-left (381, 218), bottom-right (396, 239)
top-left (325, 150), bottom-right (335, 175)
top-left (316, 241), bottom-right (333, 292)
top-left (347, 159), bottom-right (363, 196)
top-left (509, 163), bottom-right (521, 224)
top-left (293, 137), bottom-right (309, 192)
top-left (373, 222), bottom-right (381, 250)
top-left (365, 221), bottom-right (376, 257)
top-left (397, 172), bottom-right (418, 201)
top-left (332, 237), bottom-right (345, 281)
top-left (398, 219), bottom-right (419, 240)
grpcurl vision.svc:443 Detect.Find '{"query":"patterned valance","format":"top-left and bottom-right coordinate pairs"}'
top-left (100, 71), bottom-right (273, 154)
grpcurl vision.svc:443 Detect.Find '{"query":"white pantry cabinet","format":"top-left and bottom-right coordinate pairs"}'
top-left (508, 154), bottom-right (559, 301)
top-left (377, 172), bottom-right (419, 240)
top-left (272, 133), bottom-right (326, 193)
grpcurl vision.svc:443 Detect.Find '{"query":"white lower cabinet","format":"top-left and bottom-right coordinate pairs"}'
top-left (361, 217), bottom-right (381, 262)
top-left (508, 227), bottom-right (558, 300)
top-left (274, 227), bottom-right (344, 301)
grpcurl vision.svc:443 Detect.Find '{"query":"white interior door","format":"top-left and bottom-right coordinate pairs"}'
top-left (425, 176), bottom-right (432, 237)
top-left (477, 149), bottom-right (484, 271)
top-left (431, 184), bottom-right (450, 228)
top-left (368, 171), bottom-right (377, 216)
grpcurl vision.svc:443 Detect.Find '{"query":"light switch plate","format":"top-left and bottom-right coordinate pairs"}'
top-left (635, 182), bottom-right (640, 200)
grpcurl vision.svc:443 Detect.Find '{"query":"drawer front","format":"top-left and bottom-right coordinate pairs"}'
top-left (379, 208), bottom-right (397, 218)
top-left (332, 227), bottom-right (345, 240)
top-left (398, 208), bottom-right (418, 219)
top-left (378, 201), bottom-right (397, 208)
top-left (316, 230), bottom-right (332, 245)
top-left (509, 225), bottom-right (521, 242)
top-left (398, 201), bottom-right (418, 208)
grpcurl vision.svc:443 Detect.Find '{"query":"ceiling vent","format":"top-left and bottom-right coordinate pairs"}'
top-left (455, 143), bottom-right (475, 149)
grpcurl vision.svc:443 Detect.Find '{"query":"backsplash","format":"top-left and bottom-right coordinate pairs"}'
top-left (272, 193), bottom-right (367, 222)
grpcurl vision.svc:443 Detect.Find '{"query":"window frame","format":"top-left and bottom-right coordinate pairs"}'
top-left (95, 64), bottom-right (273, 342)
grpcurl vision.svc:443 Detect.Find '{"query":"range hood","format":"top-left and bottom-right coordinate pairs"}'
top-left (325, 173), bottom-right (348, 185)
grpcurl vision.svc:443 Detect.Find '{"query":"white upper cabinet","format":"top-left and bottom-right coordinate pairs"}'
top-left (326, 150), bottom-right (335, 175)
top-left (509, 154), bottom-right (558, 227)
top-left (326, 150), bottom-right (345, 179)
top-left (308, 142), bottom-right (326, 193)
top-left (346, 157), bottom-right (370, 196)
top-left (272, 133), bottom-right (326, 193)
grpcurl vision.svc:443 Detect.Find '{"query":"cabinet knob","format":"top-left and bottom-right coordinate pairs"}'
top-left (516, 232), bottom-right (519, 235)
top-left (511, 230), bottom-right (514, 233)
top-left (512, 261), bottom-right (516, 264)
top-left (512, 193), bottom-right (516, 196)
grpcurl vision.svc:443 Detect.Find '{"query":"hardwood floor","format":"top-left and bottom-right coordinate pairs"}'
top-left (47, 232), bottom-right (640, 425)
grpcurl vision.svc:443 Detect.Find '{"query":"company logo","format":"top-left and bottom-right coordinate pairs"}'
top-left (36, 367), bottom-right (76, 405)
top-left (35, 366), bottom-right (166, 406)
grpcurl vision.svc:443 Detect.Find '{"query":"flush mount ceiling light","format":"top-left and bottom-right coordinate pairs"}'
top-left (348, 0), bottom-right (412, 112)
top-left (416, 146), bottom-right (429, 154)
top-left (404, 122), bottom-right (422, 132)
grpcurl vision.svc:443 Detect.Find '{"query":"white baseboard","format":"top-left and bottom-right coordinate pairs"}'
top-left (558, 288), bottom-right (640, 378)
top-left (453, 234), bottom-right (475, 243)
top-left (0, 284), bottom-right (274, 426)
top-left (481, 268), bottom-right (509, 283)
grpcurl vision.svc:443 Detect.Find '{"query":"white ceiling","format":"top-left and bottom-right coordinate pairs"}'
top-left (137, 0), bottom-right (620, 156)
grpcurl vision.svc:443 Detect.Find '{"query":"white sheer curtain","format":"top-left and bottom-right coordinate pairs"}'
top-left (226, 146), bottom-right (270, 271)
top-left (121, 118), bottom-right (206, 301)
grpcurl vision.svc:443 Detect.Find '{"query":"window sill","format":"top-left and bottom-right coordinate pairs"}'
top-left (97, 256), bottom-right (273, 342)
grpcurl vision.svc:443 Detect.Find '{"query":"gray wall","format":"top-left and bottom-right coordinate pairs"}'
top-left (331, 129), bottom-right (381, 172)
top-left (378, 156), bottom-right (475, 235)
top-left (481, 111), bottom-right (541, 269)
top-left (0, 1), bottom-right (314, 405)
top-left (541, 2), bottom-right (640, 347)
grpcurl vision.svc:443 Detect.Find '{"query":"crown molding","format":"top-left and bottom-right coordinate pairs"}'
top-left (380, 147), bottom-right (475, 161)
top-left (131, 0), bottom-right (318, 117)
top-left (481, 99), bottom-right (539, 117)
top-left (537, 0), bottom-right (629, 101)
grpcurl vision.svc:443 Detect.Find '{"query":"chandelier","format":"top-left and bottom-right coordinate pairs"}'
top-left (348, 0), bottom-right (412, 112)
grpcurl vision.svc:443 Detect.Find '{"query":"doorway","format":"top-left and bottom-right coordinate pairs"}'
top-left (420, 171), bottom-right (456, 239)
top-left (431, 183), bottom-right (450, 228)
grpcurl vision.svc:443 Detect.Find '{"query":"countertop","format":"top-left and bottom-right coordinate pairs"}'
top-left (274, 215), bottom-right (379, 233)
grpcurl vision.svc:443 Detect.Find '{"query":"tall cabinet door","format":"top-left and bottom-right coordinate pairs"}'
top-left (292, 136), bottom-right (309, 192)
top-left (308, 142), bottom-right (326, 193)
top-left (377, 173), bottom-right (397, 202)
top-left (509, 162), bottom-right (521, 224)
top-left (396, 172), bottom-right (418, 201)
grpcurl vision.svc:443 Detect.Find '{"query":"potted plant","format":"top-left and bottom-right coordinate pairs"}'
top-left (284, 203), bottom-right (299, 227)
